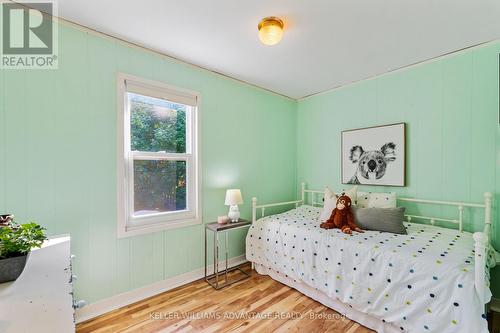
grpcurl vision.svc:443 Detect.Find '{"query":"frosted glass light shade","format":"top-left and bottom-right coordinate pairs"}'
top-left (258, 17), bottom-right (284, 46)
top-left (225, 189), bottom-right (243, 206)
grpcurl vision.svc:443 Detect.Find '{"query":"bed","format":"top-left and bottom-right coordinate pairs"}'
top-left (246, 183), bottom-right (498, 333)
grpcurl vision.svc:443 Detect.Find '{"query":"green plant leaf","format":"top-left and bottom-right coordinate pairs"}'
top-left (0, 221), bottom-right (47, 259)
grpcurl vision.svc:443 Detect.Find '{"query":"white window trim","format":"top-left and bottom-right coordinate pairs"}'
top-left (117, 73), bottom-right (201, 238)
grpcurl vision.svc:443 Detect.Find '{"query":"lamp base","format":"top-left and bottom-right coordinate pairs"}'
top-left (228, 205), bottom-right (240, 222)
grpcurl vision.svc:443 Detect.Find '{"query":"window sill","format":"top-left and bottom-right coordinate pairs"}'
top-left (117, 217), bottom-right (201, 238)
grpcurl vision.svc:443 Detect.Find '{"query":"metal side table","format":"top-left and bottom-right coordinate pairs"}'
top-left (204, 219), bottom-right (251, 290)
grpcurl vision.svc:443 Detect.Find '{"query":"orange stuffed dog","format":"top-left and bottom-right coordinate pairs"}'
top-left (320, 194), bottom-right (364, 234)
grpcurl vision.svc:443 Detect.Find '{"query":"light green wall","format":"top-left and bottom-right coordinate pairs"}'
top-left (296, 41), bottom-right (500, 296)
top-left (2, 17), bottom-right (499, 305)
top-left (0, 22), bottom-right (297, 303)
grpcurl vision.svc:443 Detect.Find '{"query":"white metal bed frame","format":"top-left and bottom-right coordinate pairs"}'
top-left (251, 182), bottom-right (494, 305)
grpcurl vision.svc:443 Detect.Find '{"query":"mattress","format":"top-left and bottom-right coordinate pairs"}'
top-left (246, 205), bottom-right (492, 333)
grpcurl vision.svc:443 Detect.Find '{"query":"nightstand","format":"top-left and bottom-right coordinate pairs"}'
top-left (490, 298), bottom-right (500, 333)
top-left (204, 219), bottom-right (251, 290)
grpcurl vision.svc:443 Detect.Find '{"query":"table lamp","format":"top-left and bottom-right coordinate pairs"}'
top-left (225, 189), bottom-right (243, 222)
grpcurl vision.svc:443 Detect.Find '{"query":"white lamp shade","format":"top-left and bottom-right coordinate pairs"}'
top-left (225, 189), bottom-right (243, 206)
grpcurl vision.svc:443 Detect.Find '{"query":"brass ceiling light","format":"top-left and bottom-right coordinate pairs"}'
top-left (258, 17), bottom-right (284, 46)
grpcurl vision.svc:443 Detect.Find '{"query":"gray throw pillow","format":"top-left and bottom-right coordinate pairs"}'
top-left (352, 207), bottom-right (407, 234)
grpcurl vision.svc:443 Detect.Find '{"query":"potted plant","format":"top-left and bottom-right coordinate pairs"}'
top-left (0, 217), bottom-right (47, 283)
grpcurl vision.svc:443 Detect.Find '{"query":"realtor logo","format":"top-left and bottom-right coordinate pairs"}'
top-left (1, 1), bottom-right (58, 69)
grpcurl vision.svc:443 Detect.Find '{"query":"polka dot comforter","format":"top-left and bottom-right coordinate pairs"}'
top-left (246, 205), bottom-right (492, 333)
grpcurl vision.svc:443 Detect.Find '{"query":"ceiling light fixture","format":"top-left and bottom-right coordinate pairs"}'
top-left (258, 17), bottom-right (284, 46)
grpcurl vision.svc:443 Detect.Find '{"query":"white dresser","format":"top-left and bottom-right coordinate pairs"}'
top-left (0, 235), bottom-right (75, 333)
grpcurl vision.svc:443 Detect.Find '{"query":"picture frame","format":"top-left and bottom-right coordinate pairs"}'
top-left (341, 123), bottom-right (406, 186)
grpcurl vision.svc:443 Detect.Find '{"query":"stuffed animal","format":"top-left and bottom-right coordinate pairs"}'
top-left (320, 194), bottom-right (364, 234)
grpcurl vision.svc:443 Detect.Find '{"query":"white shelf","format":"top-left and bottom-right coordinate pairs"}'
top-left (0, 235), bottom-right (74, 333)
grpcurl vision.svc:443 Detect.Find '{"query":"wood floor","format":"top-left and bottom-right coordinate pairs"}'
top-left (77, 264), bottom-right (374, 333)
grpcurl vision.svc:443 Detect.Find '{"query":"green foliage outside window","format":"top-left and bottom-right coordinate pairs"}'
top-left (130, 94), bottom-right (187, 214)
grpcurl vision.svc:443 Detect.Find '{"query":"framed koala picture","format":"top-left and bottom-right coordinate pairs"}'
top-left (341, 123), bottom-right (406, 186)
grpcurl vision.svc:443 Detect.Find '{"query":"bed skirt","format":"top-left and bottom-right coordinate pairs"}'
top-left (253, 262), bottom-right (400, 333)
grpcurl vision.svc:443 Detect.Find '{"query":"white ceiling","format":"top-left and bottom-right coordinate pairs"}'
top-left (57, 0), bottom-right (500, 99)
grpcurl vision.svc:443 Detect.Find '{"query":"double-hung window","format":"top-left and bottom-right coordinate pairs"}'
top-left (117, 74), bottom-right (200, 237)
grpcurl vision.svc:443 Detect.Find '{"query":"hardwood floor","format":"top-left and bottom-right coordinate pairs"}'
top-left (77, 264), bottom-right (374, 333)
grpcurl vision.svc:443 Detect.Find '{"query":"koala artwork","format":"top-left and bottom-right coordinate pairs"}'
top-left (347, 142), bottom-right (396, 184)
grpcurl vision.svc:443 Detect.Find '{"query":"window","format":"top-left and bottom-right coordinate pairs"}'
top-left (117, 74), bottom-right (200, 237)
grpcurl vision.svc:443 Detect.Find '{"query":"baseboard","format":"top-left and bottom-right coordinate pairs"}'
top-left (75, 254), bottom-right (247, 323)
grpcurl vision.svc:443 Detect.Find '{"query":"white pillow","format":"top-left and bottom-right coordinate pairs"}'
top-left (357, 191), bottom-right (397, 208)
top-left (357, 191), bottom-right (370, 208)
top-left (319, 186), bottom-right (358, 222)
top-left (319, 187), bottom-right (336, 222)
top-left (369, 192), bottom-right (397, 208)
top-left (339, 185), bottom-right (358, 205)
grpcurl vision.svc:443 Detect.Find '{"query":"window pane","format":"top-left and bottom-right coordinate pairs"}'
top-left (129, 92), bottom-right (186, 153)
top-left (133, 160), bottom-right (187, 216)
